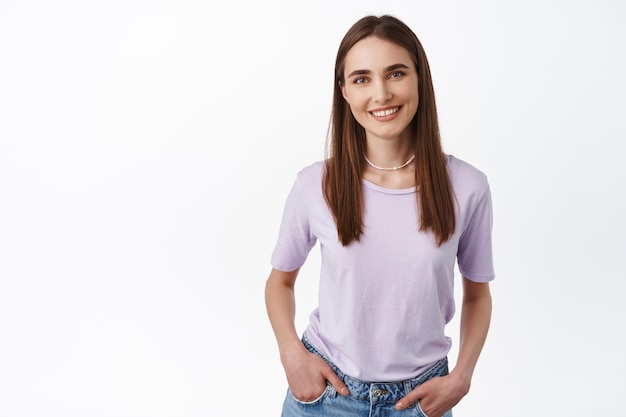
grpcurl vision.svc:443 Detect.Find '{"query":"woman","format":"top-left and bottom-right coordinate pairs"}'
top-left (265, 15), bottom-right (494, 417)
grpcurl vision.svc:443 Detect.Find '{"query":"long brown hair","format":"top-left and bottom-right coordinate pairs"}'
top-left (323, 15), bottom-right (455, 246)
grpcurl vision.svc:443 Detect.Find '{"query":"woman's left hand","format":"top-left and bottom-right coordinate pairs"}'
top-left (394, 373), bottom-right (469, 417)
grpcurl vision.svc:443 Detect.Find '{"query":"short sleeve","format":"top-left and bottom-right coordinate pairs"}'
top-left (270, 176), bottom-right (317, 272)
top-left (457, 180), bottom-right (495, 282)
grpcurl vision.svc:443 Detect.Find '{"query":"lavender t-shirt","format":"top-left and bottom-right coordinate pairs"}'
top-left (271, 155), bottom-right (495, 382)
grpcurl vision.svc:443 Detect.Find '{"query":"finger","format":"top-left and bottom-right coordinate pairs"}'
top-left (395, 386), bottom-right (425, 411)
top-left (322, 368), bottom-right (349, 396)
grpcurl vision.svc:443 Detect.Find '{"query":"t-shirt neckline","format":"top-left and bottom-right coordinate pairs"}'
top-left (361, 155), bottom-right (451, 195)
top-left (362, 179), bottom-right (416, 194)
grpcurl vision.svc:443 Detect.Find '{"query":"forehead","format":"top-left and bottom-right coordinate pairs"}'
top-left (343, 36), bottom-right (414, 73)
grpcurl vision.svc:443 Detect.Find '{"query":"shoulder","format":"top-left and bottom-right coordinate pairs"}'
top-left (294, 160), bottom-right (325, 189)
top-left (446, 155), bottom-right (492, 207)
top-left (447, 154), bottom-right (490, 192)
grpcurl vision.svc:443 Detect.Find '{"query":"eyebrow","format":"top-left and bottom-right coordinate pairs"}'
top-left (347, 63), bottom-right (411, 78)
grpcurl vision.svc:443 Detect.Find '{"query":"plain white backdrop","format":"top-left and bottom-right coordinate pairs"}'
top-left (1, 1), bottom-right (625, 416)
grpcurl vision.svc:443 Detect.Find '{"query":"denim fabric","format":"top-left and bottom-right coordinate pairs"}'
top-left (280, 336), bottom-right (453, 417)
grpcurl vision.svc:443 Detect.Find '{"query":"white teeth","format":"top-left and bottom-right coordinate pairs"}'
top-left (371, 107), bottom-right (399, 117)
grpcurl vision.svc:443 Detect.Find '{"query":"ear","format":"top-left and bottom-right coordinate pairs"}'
top-left (339, 82), bottom-right (349, 102)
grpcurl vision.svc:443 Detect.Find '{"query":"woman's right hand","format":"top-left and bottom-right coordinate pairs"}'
top-left (281, 344), bottom-right (349, 401)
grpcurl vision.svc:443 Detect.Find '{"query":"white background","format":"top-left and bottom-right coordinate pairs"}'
top-left (1, 1), bottom-right (625, 416)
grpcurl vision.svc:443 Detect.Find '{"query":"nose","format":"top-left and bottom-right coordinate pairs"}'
top-left (373, 80), bottom-right (392, 102)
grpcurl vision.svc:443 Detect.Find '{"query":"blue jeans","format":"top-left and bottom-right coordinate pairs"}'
top-left (281, 336), bottom-right (453, 417)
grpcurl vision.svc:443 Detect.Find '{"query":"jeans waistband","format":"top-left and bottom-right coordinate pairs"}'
top-left (302, 334), bottom-right (449, 404)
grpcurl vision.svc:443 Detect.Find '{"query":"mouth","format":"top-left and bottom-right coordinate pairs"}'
top-left (370, 106), bottom-right (400, 117)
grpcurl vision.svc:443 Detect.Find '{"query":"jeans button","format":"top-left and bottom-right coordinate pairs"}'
top-left (373, 389), bottom-right (382, 397)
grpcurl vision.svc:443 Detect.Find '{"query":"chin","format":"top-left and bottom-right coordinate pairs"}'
top-left (370, 128), bottom-right (409, 141)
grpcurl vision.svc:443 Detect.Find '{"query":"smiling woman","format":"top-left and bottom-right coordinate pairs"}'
top-left (265, 15), bottom-right (494, 417)
top-left (340, 37), bottom-right (419, 146)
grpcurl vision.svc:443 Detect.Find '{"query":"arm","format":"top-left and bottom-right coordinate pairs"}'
top-left (265, 268), bottom-right (348, 400)
top-left (452, 277), bottom-right (492, 390)
top-left (395, 277), bottom-right (492, 415)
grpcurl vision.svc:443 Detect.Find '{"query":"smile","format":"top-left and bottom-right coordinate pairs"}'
top-left (370, 107), bottom-right (400, 117)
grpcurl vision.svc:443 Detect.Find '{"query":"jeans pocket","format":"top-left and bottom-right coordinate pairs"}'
top-left (290, 385), bottom-right (331, 406)
top-left (414, 400), bottom-right (430, 417)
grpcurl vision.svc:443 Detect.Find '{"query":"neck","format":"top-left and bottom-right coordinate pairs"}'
top-left (364, 141), bottom-right (414, 171)
top-left (364, 129), bottom-right (414, 163)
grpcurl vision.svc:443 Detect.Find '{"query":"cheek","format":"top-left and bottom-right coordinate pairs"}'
top-left (349, 103), bottom-right (369, 121)
top-left (345, 92), bottom-right (368, 112)
top-left (406, 88), bottom-right (419, 114)
top-left (411, 95), bottom-right (419, 115)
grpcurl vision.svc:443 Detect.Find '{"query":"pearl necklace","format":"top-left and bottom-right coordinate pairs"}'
top-left (364, 154), bottom-right (415, 171)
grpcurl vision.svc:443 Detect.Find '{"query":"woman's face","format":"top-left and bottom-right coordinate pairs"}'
top-left (341, 36), bottom-right (419, 144)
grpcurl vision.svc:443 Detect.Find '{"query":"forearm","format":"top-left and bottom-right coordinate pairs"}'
top-left (264, 268), bottom-right (307, 362)
top-left (451, 279), bottom-right (492, 387)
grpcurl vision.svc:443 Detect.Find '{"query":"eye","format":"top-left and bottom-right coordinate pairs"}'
top-left (353, 77), bottom-right (368, 85)
top-left (389, 71), bottom-right (405, 79)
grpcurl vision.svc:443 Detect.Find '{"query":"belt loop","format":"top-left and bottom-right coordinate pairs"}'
top-left (404, 380), bottom-right (412, 398)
